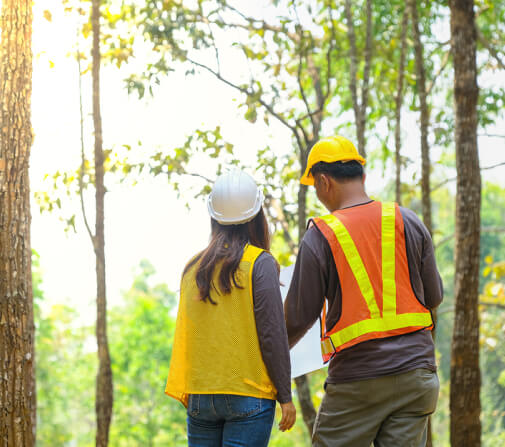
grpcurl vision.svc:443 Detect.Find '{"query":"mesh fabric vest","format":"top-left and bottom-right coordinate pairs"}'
top-left (165, 244), bottom-right (277, 406)
top-left (313, 201), bottom-right (433, 363)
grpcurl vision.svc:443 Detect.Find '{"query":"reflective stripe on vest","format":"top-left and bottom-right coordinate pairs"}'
top-left (318, 202), bottom-right (433, 361)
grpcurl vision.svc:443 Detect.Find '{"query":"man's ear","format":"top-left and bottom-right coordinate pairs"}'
top-left (320, 173), bottom-right (331, 192)
top-left (362, 173), bottom-right (366, 184)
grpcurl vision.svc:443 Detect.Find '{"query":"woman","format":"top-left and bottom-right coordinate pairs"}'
top-left (165, 169), bottom-right (296, 446)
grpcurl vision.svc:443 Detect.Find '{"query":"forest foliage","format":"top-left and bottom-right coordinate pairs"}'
top-left (27, 0), bottom-right (505, 446)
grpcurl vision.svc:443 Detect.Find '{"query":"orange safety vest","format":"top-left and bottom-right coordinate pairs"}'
top-left (312, 201), bottom-right (433, 363)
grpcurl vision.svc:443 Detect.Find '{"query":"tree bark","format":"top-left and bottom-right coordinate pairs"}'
top-left (394, 7), bottom-right (408, 205)
top-left (449, 1), bottom-right (482, 446)
top-left (0, 0), bottom-right (35, 445)
top-left (409, 0), bottom-right (432, 235)
top-left (91, 1), bottom-right (113, 446)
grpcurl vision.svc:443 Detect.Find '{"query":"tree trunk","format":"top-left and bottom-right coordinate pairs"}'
top-left (294, 182), bottom-right (315, 436)
top-left (394, 7), bottom-right (408, 205)
top-left (0, 0), bottom-right (35, 445)
top-left (344, 0), bottom-right (372, 158)
top-left (409, 0), bottom-right (432, 235)
top-left (294, 375), bottom-right (316, 437)
top-left (297, 185), bottom-right (307, 246)
top-left (449, 1), bottom-right (482, 446)
top-left (293, 147), bottom-right (317, 437)
top-left (360, 0), bottom-right (372, 159)
top-left (91, 1), bottom-right (113, 446)
top-left (409, 3), bottom-right (435, 444)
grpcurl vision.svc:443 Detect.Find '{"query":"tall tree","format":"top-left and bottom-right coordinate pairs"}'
top-left (408, 0), bottom-right (432, 235)
top-left (109, 261), bottom-right (186, 446)
top-left (394, 7), bottom-right (409, 205)
top-left (449, 0), bottom-right (482, 446)
top-left (408, 4), bottom-right (436, 445)
top-left (344, 0), bottom-right (373, 157)
top-left (91, 1), bottom-right (113, 445)
top-left (0, 0), bottom-right (35, 445)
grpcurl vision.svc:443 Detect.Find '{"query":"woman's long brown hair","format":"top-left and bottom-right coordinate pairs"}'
top-left (183, 207), bottom-right (270, 304)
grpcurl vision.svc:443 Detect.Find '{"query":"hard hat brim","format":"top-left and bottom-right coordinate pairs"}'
top-left (300, 170), bottom-right (314, 186)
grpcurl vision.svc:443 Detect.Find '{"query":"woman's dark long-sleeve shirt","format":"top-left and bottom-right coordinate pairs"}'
top-left (252, 252), bottom-right (292, 403)
top-left (284, 204), bottom-right (444, 384)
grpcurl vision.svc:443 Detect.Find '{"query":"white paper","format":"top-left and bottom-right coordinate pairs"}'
top-left (280, 264), bottom-right (327, 379)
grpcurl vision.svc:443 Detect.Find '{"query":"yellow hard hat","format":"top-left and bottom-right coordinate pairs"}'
top-left (300, 136), bottom-right (366, 185)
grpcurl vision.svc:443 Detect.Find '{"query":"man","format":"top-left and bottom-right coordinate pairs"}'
top-left (284, 135), bottom-right (443, 447)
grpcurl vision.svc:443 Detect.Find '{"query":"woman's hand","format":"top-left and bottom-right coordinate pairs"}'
top-left (279, 401), bottom-right (296, 432)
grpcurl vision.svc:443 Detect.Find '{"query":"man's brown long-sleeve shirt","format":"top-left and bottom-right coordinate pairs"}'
top-left (284, 202), bottom-right (443, 384)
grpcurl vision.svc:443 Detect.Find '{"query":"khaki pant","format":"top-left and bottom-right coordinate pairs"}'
top-left (312, 368), bottom-right (439, 447)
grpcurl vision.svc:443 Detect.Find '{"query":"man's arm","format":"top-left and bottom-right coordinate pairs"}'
top-left (401, 207), bottom-right (444, 309)
top-left (420, 228), bottom-right (444, 309)
top-left (284, 230), bottom-right (327, 348)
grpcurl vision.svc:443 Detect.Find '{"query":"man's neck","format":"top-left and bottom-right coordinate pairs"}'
top-left (324, 178), bottom-right (370, 212)
top-left (336, 194), bottom-right (371, 210)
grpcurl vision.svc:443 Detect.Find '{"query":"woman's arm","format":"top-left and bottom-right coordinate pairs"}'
top-left (252, 252), bottom-right (292, 404)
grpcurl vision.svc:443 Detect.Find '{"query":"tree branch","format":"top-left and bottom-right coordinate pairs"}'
top-left (197, 5), bottom-right (315, 156)
top-left (436, 226), bottom-right (505, 249)
top-left (479, 133), bottom-right (505, 139)
top-left (264, 194), bottom-right (298, 255)
top-left (476, 27), bottom-right (505, 70)
top-left (431, 161), bottom-right (505, 192)
top-left (185, 56), bottom-right (299, 137)
top-left (426, 49), bottom-right (451, 96)
top-left (297, 42), bottom-right (316, 132)
top-left (76, 37), bottom-right (95, 245)
top-left (482, 161), bottom-right (505, 171)
top-left (295, 117), bottom-right (311, 150)
top-left (291, 5), bottom-right (336, 136)
top-left (293, 2), bottom-right (324, 138)
top-left (436, 301), bottom-right (505, 315)
top-left (184, 172), bottom-right (214, 183)
top-left (306, 54), bottom-right (324, 139)
top-left (479, 301), bottom-right (505, 310)
top-left (220, 6), bottom-right (300, 42)
top-left (201, 5), bottom-right (221, 75)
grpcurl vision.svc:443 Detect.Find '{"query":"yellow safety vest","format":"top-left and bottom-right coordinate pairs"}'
top-left (165, 244), bottom-right (277, 407)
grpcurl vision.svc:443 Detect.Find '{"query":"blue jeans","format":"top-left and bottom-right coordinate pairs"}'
top-left (187, 394), bottom-right (276, 447)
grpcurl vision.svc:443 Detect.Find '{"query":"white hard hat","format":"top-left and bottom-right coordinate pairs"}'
top-left (207, 170), bottom-right (264, 225)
